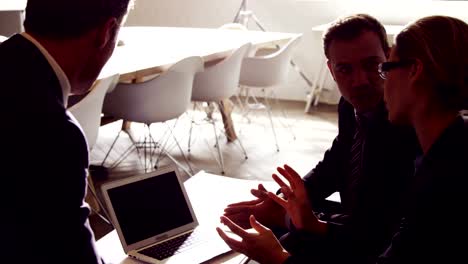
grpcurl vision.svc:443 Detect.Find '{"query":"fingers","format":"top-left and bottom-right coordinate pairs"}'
top-left (258, 183), bottom-right (267, 192)
top-left (224, 205), bottom-right (251, 215)
top-left (277, 165), bottom-right (303, 189)
top-left (267, 191), bottom-right (288, 209)
top-left (226, 198), bottom-right (261, 207)
top-left (283, 164), bottom-right (303, 186)
top-left (280, 186), bottom-right (293, 199)
top-left (272, 173), bottom-right (288, 189)
top-left (222, 212), bottom-right (251, 228)
top-left (251, 183), bottom-right (270, 199)
top-left (220, 215), bottom-right (250, 238)
top-left (249, 215), bottom-right (269, 234)
top-left (276, 167), bottom-right (296, 189)
top-left (251, 188), bottom-right (269, 199)
top-left (216, 227), bottom-right (244, 253)
top-left (272, 174), bottom-right (294, 199)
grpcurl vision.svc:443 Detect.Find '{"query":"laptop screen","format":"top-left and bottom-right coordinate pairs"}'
top-left (107, 171), bottom-right (194, 245)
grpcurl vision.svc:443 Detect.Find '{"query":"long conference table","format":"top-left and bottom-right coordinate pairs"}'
top-left (98, 26), bottom-right (301, 141)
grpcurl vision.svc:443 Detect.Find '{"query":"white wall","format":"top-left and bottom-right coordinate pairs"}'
top-left (0, 10), bottom-right (24, 36)
top-left (1, 1), bottom-right (466, 102)
top-left (126, 0), bottom-right (468, 104)
top-left (0, 0), bottom-right (26, 11)
top-left (0, 0), bottom-right (26, 37)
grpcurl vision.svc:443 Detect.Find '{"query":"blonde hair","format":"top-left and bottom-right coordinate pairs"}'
top-left (395, 16), bottom-right (468, 110)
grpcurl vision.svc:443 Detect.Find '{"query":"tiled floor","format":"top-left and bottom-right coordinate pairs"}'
top-left (88, 99), bottom-right (339, 240)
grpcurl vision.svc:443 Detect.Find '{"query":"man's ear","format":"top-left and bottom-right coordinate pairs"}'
top-left (327, 60), bottom-right (336, 82)
top-left (96, 17), bottom-right (119, 50)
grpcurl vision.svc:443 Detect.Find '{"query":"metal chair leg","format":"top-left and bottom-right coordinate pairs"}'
top-left (101, 130), bottom-right (123, 167)
top-left (263, 89), bottom-right (280, 152)
top-left (188, 103), bottom-right (197, 153)
top-left (165, 121), bottom-right (194, 175)
top-left (211, 119), bottom-right (225, 174)
top-left (271, 89), bottom-right (296, 140)
top-left (86, 182), bottom-right (112, 226)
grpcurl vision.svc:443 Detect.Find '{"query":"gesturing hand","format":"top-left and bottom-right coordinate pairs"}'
top-left (268, 164), bottom-right (327, 235)
top-left (216, 215), bottom-right (290, 264)
top-left (223, 184), bottom-right (286, 229)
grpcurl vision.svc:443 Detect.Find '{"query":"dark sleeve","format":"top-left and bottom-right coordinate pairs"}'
top-left (3, 37), bottom-right (103, 263)
top-left (14, 111), bottom-right (102, 264)
top-left (302, 98), bottom-right (352, 206)
top-left (50, 116), bottom-right (101, 264)
top-left (281, 222), bottom-right (367, 264)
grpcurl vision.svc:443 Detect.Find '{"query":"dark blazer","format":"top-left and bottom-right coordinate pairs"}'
top-left (283, 98), bottom-right (418, 263)
top-left (378, 116), bottom-right (468, 264)
top-left (2, 35), bottom-right (102, 263)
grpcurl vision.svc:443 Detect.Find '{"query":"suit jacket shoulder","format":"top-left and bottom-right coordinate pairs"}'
top-left (2, 34), bottom-right (101, 264)
top-left (378, 117), bottom-right (468, 264)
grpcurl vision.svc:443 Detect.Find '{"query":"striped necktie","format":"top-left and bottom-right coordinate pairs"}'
top-left (349, 114), bottom-right (366, 186)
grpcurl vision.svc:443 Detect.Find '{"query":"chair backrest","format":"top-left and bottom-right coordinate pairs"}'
top-left (0, 35), bottom-right (7, 43)
top-left (192, 43), bottom-right (251, 102)
top-left (102, 56), bottom-right (204, 124)
top-left (68, 74), bottom-right (120, 150)
top-left (239, 35), bottom-right (302, 87)
top-left (219, 23), bottom-right (257, 57)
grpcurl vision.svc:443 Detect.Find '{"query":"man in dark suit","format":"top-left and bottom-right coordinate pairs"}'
top-left (1, 0), bottom-right (132, 263)
top-left (219, 14), bottom-right (418, 263)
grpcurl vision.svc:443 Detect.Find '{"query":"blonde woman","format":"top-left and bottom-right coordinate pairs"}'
top-left (377, 15), bottom-right (468, 263)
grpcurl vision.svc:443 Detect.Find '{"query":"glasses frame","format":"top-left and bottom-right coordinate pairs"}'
top-left (378, 60), bottom-right (414, 80)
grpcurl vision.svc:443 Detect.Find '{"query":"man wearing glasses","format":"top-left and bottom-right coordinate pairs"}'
top-left (220, 14), bottom-right (419, 263)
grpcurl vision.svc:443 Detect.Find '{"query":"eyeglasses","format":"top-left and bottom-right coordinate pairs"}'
top-left (378, 60), bottom-right (414, 80)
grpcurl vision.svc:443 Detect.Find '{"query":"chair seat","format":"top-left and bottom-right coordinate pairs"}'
top-left (101, 56), bottom-right (203, 174)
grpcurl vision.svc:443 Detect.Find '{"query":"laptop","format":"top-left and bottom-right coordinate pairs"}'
top-left (101, 165), bottom-right (231, 263)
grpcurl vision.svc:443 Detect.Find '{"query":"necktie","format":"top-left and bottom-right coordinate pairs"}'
top-left (349, 114), bottom-right (366, 186)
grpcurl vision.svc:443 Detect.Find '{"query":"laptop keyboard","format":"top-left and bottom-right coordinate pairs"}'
top-left (139, 231), bottom-right (204, 260)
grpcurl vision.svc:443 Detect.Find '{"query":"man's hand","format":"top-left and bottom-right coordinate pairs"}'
top-left (223, 184), bottom-right (286, 229)
top-left (268, 164), bottom-right (328, 235)
top-left (217, 215), bottom-right (290, 264)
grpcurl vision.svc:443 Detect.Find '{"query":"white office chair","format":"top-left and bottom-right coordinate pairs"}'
top-left (239, 35), bottom-right (302, 151)
top-left (68, 74), bottom-right (120, 224)
top-left (101, 56), bottom-right (203, 175)
top-left (218, 23), bottom-right (263, 114)
top-left (68, 74), bottom-right (120, 151)
top-left (190, 43), bottom-right (251, 174)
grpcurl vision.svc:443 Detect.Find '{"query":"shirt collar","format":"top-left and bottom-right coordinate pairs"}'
top-left (354, 101), bottom-right (387, 124)
top-left (21, 32), bottom-right (71, 107)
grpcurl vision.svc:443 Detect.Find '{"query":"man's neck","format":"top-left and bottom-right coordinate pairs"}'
top-left (27, 32), bottom-right (91, 94)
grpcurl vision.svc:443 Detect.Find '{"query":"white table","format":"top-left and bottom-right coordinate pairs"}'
top-left (304, 24), bottom-right (404, 113)
top-left (97, 26), bottom-right (301, 140)
top-left (96, 171), bottom-right (279, 264)
top-left (0, 0), bottom-right (26, 11)
top-left (99, 26), bottom-right (301, 81)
